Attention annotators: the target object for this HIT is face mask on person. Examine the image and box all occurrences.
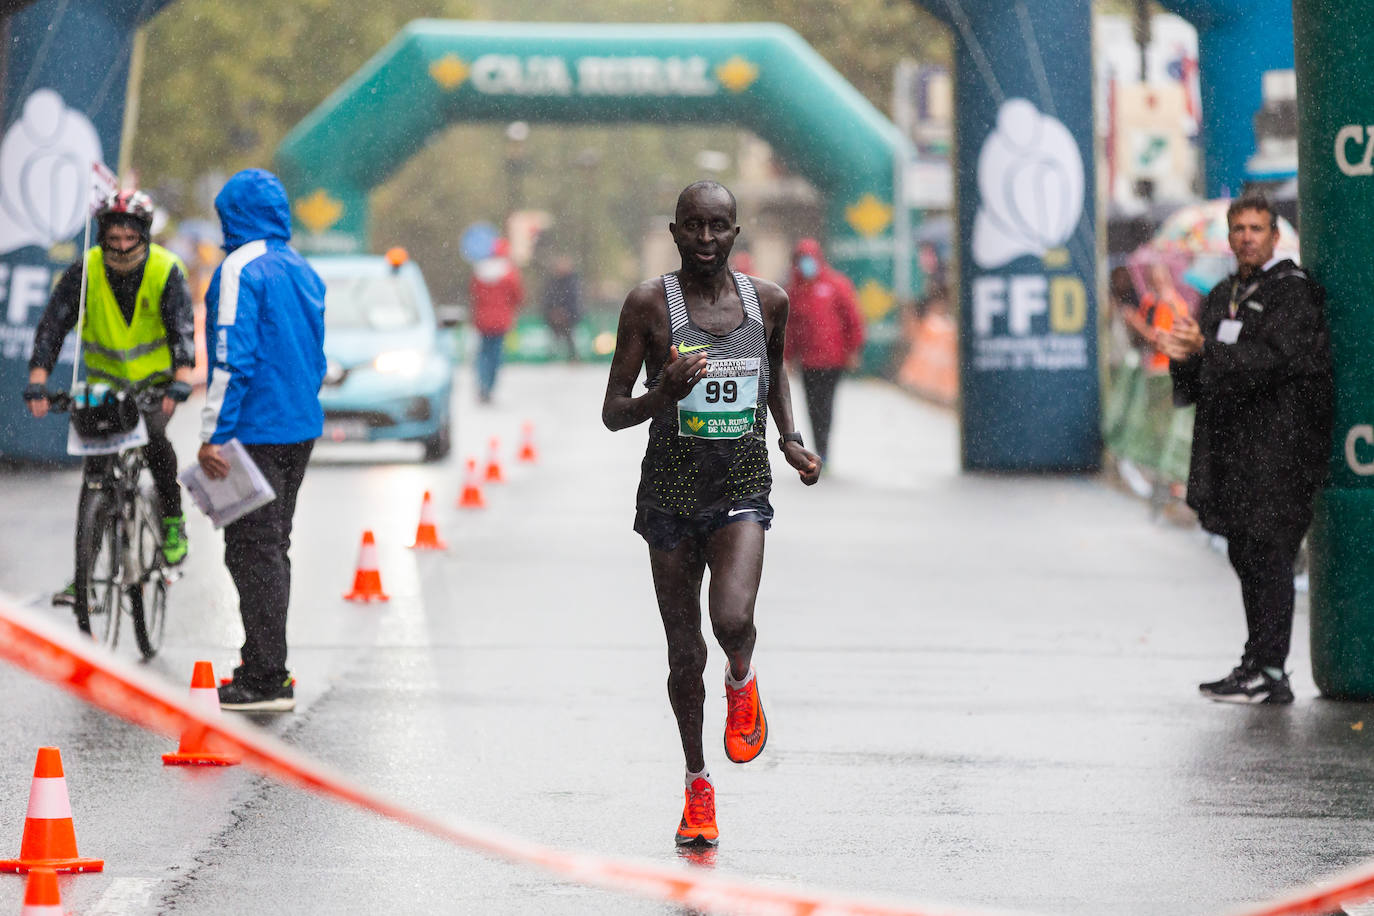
[102,241,148,273]
[797,255,819,279]
[100,223,149,273]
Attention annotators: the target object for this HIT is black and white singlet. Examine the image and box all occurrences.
[635,271,772,517]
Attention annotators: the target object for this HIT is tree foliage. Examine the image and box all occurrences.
[137,0,949,302]
[137,0,477,209]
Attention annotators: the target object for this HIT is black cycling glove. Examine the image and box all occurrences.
[22,383,47,402]
[166,381,193,403]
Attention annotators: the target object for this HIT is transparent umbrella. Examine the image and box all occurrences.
[1141,198,1299,297]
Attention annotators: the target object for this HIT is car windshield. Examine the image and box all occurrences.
[322,274,420,330]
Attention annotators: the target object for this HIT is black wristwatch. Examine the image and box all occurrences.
[778,431,804,450]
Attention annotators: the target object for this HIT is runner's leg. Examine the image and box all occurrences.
[703,520,765,681]
[649,540,709,772]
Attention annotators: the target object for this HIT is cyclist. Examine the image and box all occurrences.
[24,189,197,605]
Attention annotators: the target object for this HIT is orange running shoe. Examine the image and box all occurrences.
[724,669,768,763]
[676,776,719,846]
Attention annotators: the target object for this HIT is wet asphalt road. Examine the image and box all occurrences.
[2,363,1374,916]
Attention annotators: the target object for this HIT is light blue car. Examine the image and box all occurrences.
[310,252,455,461]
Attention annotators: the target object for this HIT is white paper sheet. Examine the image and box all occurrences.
[177,439,276,529]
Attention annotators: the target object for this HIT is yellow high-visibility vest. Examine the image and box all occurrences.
[80,244,182,389]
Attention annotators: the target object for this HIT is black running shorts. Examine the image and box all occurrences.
[633,494,774,552]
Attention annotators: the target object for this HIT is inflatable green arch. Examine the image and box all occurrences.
[274,20,911,352]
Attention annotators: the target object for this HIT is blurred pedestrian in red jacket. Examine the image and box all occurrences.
[784,238,864,461]
[470,237,524,403]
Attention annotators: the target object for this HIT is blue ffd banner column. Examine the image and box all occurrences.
[923,0,1099,471]
[0,0,175,461]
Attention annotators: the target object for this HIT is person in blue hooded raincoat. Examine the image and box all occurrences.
[197,168,326,713]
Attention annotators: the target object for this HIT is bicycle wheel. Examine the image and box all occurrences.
[130,486,167,659]
[74,492,121,647]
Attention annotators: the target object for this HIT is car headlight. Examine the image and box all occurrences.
[373,349,425,376]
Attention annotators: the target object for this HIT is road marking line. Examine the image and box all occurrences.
[88,877,159,915]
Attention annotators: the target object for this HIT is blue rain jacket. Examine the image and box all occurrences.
[201,169,326,445]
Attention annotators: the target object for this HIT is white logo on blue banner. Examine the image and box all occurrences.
[0,89,104,255]
[972,98,1083,269]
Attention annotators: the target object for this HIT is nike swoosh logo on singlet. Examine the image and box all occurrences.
[677,342,710,354]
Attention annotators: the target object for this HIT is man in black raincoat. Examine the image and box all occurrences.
[1159,192,1332,705]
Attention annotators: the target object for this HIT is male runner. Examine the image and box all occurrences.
[602,180,821,847]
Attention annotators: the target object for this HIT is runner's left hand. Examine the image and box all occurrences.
[783,441,821,485]
[661,345,708,401]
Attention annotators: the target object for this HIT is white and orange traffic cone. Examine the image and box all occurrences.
[19,868,61,915]
[164,661,240,766]
[483,436,506,483]
[517,421,538,464]
[410,490,448,550]
[343,530,390,602]
[457,457,486,509]
[0,747,102,873]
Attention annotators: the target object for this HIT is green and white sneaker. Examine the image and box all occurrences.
[51,582,76,607]
[161,515,188,565]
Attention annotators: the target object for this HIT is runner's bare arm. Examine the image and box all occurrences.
[756,279,821,485]
[602,282,707,431]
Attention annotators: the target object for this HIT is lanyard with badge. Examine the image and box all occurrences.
[676,352,761,439]
[1217,278,1252,345]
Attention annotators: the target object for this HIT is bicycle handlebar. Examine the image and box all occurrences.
[39,388,162,414]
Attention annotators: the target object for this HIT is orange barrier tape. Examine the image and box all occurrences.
[1222,867,1374,916]
[0,596,1017,916]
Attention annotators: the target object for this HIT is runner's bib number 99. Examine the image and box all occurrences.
[677,357,760,439]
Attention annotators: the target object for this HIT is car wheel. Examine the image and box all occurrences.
[422,420,451,462]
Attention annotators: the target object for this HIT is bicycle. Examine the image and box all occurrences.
[48,388,177,659]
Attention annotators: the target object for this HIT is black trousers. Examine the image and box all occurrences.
[800,367,843,461]
[225,440,313,689]
[1227,529,1305,671]
[81,406,182,518]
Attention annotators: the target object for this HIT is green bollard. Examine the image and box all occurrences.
[1295,0,1374,698]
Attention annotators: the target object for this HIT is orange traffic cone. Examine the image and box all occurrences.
[483,436,506,483]
[457,457,486,509]
[343,530,390,602]
[0,748,102,873]
[20,868,61,916]
[410,490,447,550]
[517,421,538,464]
[163,661,240,766]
